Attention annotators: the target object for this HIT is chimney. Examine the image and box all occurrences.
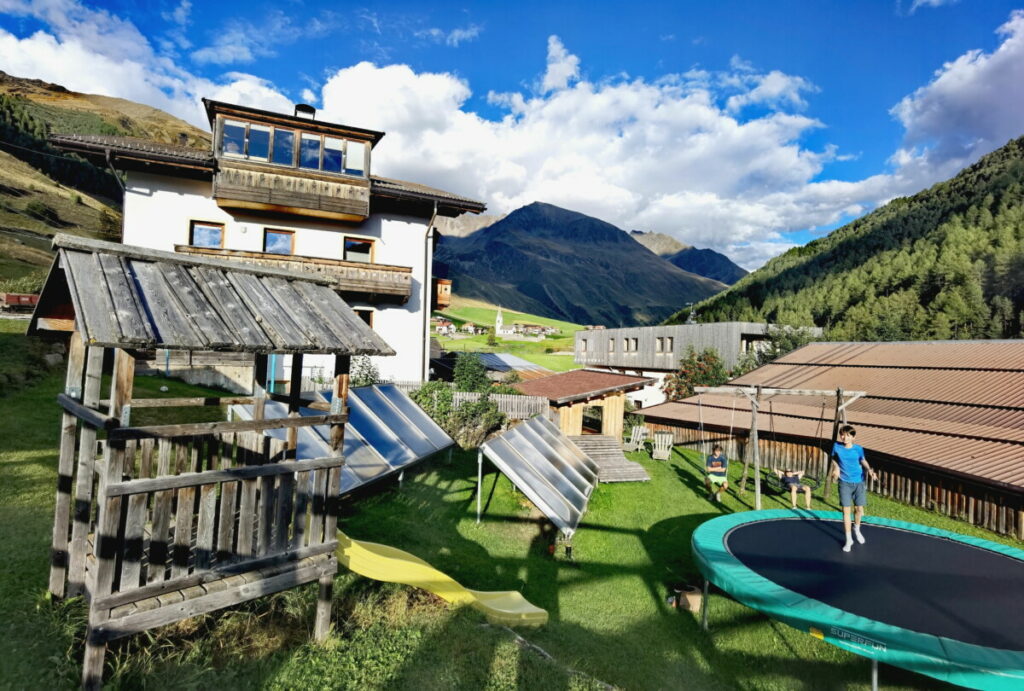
[294,103,316,120]
[178,132,188,146]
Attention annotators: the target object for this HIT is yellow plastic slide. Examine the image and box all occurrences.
[336,531,548,627]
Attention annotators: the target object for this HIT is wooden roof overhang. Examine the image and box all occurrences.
[30,234,396,356]
[516,370,656,407]
[49,134,215,180]
[202,99,385,148]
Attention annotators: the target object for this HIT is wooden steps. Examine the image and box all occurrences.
[569,435,650,483]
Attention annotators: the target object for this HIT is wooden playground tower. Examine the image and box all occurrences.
[32,235,392,688]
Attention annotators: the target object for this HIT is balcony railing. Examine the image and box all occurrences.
[176,245,413,303]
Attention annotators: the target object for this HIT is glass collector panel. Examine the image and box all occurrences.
[354,387,436,457]
[272,128,295,165]
[222,120,245,156]
[346,396,415,467]
[300,134,321,169]
[323,137,343,173]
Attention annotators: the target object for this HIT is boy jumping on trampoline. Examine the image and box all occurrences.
[705,444,729,502]
[774,468,812,509]
[830,425,878,552]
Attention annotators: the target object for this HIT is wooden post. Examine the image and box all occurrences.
[287,354,303,458]
[822,388,843,499]
[752,387,762,510]
[329,355,350,451]
[253,354,269,422]
[49,333,86,597]
[67,345,105,597]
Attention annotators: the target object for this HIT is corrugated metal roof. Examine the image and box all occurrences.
[49,133,215,165]
[777,341,1024,370]
[515,369,654,405]
[32,234,394,356]
[642,339,1024,491]
[370,176,486,212]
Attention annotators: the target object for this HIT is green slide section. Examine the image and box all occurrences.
[337,531,548,627]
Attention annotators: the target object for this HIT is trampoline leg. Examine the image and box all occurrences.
[476,451,483,524]
[871,659,878,691]
[701,579,710,632]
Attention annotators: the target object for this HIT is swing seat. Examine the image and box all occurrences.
[764,472,821,495]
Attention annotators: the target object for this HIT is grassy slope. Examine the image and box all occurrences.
[4,336,1018,688]
[437,295,583,372]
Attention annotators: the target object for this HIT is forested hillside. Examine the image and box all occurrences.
[669,135,1024,340]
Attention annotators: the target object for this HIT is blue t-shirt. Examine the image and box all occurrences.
[832,443,865,483]
[706,455,728,479]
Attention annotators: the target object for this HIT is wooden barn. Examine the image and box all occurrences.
[641,341,1024,539]
[30,234,393,688]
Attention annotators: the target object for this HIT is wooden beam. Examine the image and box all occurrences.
[36,317,76,332]
[67,345,104,598]
[330,355,350,451]
[105,455,346,497]
[102,396,257,408]
[108,413,348,440]
[49,332,86,597]
[288,354,303,455]
[56,393,119,430]
[694,386,866,398]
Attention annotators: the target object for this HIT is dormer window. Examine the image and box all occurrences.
[218,115,370,179]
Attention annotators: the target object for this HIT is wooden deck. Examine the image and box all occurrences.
[569,435,650,483]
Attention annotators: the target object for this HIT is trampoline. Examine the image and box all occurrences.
[692,510,1024,690]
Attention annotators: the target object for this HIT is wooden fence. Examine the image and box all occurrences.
[649,421,1024,540]
[453,392,549,420]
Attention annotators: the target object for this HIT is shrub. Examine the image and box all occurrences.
[350,356,381,387]
[662,346,729,401]
[453,353,490,392]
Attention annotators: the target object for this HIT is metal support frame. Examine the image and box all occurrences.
[871,659,878,691]
[476,450,483,524]
[701,578,710,631]
[694,385,867,509]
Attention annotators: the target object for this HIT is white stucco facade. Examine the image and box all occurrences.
[123,171,433,384]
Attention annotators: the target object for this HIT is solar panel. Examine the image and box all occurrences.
[231,384,453,494]
[480,416,598,537]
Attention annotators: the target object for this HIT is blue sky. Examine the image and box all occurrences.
[1,0,1023,267]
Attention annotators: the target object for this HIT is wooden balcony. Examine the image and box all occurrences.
[214,159,370,222]
[176,246,412,303]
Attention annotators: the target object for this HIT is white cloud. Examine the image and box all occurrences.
[541,35,580,93]
[890,10,1024,180]
[909,0,959,14]
[726,70,818,112]
[192,10,337,65]
[415,23,482,47]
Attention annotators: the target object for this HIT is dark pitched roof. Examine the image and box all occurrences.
[30,234,395,356]
[48,135,486,213]
[202,98,385,146]
[515,369,654,405]
[50,133,214,167]
[370,176,486,213]
[641,341,1024,491]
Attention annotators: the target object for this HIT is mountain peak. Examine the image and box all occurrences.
[630,230,690,256]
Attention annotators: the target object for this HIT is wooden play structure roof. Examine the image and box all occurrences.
[30,234,394,356]
[515,369,654,405]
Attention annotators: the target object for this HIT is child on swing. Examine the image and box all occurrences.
[705,443,729,502]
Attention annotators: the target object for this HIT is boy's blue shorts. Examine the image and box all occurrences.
[839,481,866,507]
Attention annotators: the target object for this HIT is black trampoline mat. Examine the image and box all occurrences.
[726,518,1024,651]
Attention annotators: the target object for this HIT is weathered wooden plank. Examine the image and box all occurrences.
[224,271,308,350]
[120,491,149,591]
[291,281,387,354]
[262,279,338,348]
[190,266,274,350]
[216,436,241,563]
[158,262,235,348]
[94,558,337,643]
[237,477,258,558]
[109,413,348,440]
[57,393,118,430]
[324,465,342,543]
[274,474,295,552]
[307,467,330,547]
[195,478,217,571]
[290,469,311,549]
[93,541,337,611]
[67,345,104,598]
[49,332,86,597]
[147,439,174,584]
[92,442,127,601]
[61,250,119,345]
[171,485,196,580]
[129,260,207,350]
[98,254,153,344]
[108,396,256,409]
[257,475,275,556]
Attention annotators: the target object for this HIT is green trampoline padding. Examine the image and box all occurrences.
[692,510,1024,690]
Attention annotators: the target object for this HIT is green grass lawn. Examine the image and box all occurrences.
[2,344,1020,689]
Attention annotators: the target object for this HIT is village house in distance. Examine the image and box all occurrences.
[575,322,821,408]
[51,99,485,386]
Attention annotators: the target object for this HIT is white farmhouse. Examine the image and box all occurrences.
[52,99,484,386]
